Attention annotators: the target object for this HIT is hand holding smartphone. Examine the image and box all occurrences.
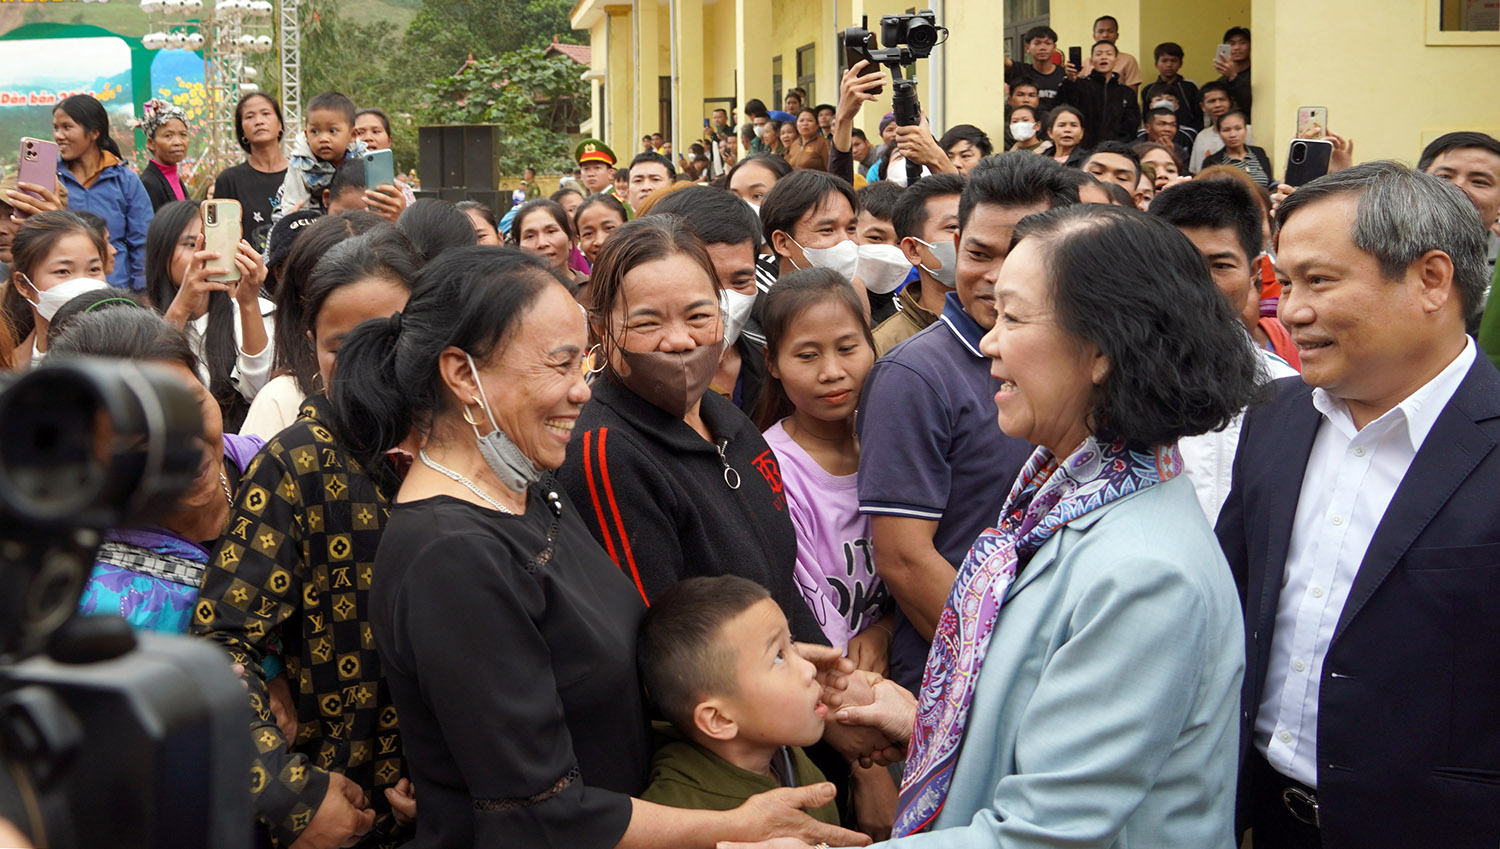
[16,137,59,219]
[201,200,243,283]
[1284,139,1334,187]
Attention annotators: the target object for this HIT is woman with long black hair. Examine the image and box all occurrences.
[146,199,274,432]
[53,93,153,289]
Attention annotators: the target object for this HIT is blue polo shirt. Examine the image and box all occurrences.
[856,291,1034,688]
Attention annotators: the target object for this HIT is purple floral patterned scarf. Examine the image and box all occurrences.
[893,436,1185,836]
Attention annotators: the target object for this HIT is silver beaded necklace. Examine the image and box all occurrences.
[419,448,514,514]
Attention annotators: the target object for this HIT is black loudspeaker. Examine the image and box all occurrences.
[417,125,500,191]
[463,126,499,190]
[417,126,442,190]
[440,127,465,188]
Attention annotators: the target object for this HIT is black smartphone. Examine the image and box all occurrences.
[1283,139,1334,187]
[1068,46,1082,70]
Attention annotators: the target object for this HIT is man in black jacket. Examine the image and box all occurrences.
[1141,41,1202,131]
[1058,41,1141,148]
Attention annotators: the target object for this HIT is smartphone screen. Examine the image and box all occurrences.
[1068,46,1082,70]
[1296,107,1328,140]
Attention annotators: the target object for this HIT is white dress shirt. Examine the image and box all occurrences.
[1180,342,1298,523]
[1255,338,1476,786]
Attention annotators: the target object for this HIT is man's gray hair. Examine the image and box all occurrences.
[1275,160,1488,321]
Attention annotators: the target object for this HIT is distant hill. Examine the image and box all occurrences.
[0,0,422,40]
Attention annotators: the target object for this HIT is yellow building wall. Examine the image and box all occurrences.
[704,1,739,109]
[1254,0,1500,174]
[1139,0,1250,88]
[770,0,826,106]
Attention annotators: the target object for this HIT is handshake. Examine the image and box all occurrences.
[815,661,918,768]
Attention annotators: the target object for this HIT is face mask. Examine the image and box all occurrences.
[464,353,542,493]
[21,275,110,322]
[855,243,912,295]
[1151,99,1177,112]
[789,237,860,281]
[885,158,932,188]
[1009,122,1037,142]
[720,288,757,347]
[912,237,959,289]
[744,199,761,217]
[615,341,723,418]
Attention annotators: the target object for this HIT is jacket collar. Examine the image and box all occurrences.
[591,371,751,454]
[897,280,939,327]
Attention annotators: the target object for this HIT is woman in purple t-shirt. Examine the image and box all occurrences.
[754,268,891,659]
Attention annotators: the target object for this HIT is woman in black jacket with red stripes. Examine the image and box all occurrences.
[557,215,824,645]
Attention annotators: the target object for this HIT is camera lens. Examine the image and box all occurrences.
[908,21,938,49]
[1291,143,1306,164]
[207,206,217,225]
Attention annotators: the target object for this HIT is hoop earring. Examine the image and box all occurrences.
[312,373,326,394]
[583,344,606,376]
[462,395,486,427]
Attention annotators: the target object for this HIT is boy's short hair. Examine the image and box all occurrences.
[307,91,356,125]
[327,157,366,201]
[638,576,771,731]
[1199,80,1232,101]
[1022,25,1058,44]
[893,173,965,241]
[1091,40,1118,54]
[1154,41,1184,60]
[856,180,903,223]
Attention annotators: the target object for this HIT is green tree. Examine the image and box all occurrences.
[418,49,586,175]
[396,0,581,92]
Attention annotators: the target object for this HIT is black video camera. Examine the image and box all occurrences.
[842,9,948,185]
[0,359,254,849]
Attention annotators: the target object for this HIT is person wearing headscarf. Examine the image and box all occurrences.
[135,98,193,211]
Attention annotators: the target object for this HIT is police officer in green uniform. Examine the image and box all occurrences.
[575,138,617,196]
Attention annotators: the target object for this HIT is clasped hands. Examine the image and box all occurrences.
[797,644,916,768]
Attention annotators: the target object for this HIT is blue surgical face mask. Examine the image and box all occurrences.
[465,352,542,493]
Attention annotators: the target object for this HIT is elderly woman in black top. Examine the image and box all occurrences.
[331,246,864,849]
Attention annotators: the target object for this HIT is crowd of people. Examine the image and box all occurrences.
[2,19,1500,848]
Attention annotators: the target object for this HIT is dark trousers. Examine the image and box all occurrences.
[1248,752,1322,849]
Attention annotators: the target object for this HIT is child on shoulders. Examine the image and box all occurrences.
[275,91,365,221]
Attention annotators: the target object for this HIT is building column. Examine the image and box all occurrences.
[606,5,634,158]
[735,0,771,120]
[635,0,663,152]
[673,0,705,150]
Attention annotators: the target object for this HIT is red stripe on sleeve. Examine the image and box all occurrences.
[597,428,649,606]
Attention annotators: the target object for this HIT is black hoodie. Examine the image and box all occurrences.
[558,373,824,644]
[1057,69,1142,149]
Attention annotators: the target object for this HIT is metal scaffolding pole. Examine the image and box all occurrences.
[279,0,301,139]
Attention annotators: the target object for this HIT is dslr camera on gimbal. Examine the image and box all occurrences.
[0,360,252,849]
[843,9,948,184]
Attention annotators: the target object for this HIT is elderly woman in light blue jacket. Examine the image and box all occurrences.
[725,203,1260,849]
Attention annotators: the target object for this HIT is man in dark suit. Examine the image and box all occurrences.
[1217,160,1500,849]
